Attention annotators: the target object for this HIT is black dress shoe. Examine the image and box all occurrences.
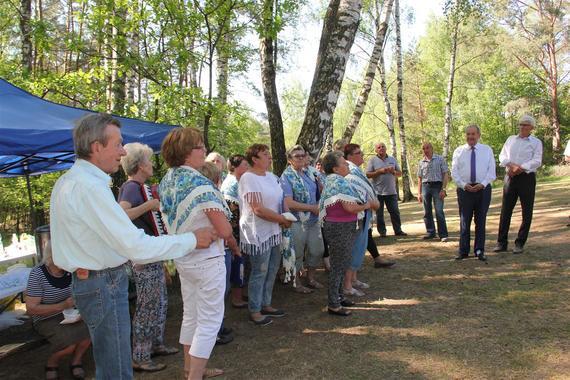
[374,260,395,268]
[422,234,436,240]
[379,232,387,237]
[492,244,507,252]
[340,299,355,307]
[327,307,352,316]
[395,231,408,236]
[455,253,468,260]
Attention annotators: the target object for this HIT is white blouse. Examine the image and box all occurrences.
[238,171,283,255]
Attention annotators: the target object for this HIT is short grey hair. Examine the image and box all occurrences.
[287,144,305,159]
[518,114,536,127]
[73,113,122,159]
[206,152,226,171]
[322,151,343,175]
[465,124,481,134]
[121,143,154,176]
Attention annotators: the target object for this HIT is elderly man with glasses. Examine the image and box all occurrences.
[493,115,543,255]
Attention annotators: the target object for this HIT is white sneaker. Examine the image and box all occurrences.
[441,237,449,242]
[352,280,370,289]
[344,287,365,297]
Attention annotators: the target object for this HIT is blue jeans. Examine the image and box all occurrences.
[376,194,403,234]
[422,182,448,238]
[247,245,281,313]
[72,266,131,380]
[351,211,370,271]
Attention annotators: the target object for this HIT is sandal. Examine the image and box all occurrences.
[132,360,167,372]
[70,364,85,379]
[203,368,224,378]
[45,366,59,380]
[307,280,324,289]
[231,301,248,309]
[293,285,313,294]
[152,345,179,357]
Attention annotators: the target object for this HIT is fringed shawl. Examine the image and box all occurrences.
[347,161,376,202]
[318,174,363,224]
[159,166,231,234]
[281,165,311,225]
[220,173,239,205]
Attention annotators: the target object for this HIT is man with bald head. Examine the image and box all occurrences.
[366,142,407,237]
[494,115,543,254]
[451,125,496,261]
[417,142,449,242]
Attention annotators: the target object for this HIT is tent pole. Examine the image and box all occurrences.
[25,171,37,232]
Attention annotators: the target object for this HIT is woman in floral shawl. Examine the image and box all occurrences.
[159,127,238,380]
[319,151,371,316]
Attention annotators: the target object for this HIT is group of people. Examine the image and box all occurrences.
[27,113,542,380]
[416,116,542,261]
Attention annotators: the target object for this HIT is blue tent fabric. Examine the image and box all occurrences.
[0,78,178,177]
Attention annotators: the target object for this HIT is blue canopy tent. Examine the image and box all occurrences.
[0,77,179,228]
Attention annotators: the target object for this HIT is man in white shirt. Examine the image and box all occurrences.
[451,125,496,261]
[493,115,543,254]
[50,113,217,379]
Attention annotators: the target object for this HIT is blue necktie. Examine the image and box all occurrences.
[470,146,476,184]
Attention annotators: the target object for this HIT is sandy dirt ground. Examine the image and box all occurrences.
[1,177,569,379]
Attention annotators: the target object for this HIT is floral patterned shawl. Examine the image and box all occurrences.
[220,173,239,205]
[159,166,230,234]
[318,173,363,224]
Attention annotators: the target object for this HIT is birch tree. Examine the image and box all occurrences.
[296,0,362,159]
[20,0,33,74]
[342,0,394,143]
[394,0,414,201]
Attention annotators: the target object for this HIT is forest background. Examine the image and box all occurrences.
[0,0,568,238]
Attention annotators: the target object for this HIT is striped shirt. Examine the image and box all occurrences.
[417,154,448,183]
[26,264,72,323]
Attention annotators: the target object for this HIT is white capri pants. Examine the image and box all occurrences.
[176,255,226,359]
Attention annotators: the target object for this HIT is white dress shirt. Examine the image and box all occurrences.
[499,135,543,173]
[50,159,197,272]
[451,143,496,189]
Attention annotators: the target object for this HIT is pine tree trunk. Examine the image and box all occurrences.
[342,0,394,143]
[296,0,362,160]
[442,21,458,160]
[259,0,287,175]
[394,0,414,202]
[20,0,33,74]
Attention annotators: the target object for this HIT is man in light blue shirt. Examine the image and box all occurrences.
[50,113,217,379]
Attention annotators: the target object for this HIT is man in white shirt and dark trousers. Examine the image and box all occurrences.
[493,115,543,254]
[50,113,217,380]
[451,125,496,261]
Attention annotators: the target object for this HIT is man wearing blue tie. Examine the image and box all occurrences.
[451,125,496,261]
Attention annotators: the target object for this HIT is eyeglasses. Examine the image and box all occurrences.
[518,123,532,127]
[292,154,306,159]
